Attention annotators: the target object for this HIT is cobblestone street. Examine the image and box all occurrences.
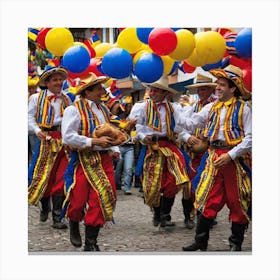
[28,187,252,254]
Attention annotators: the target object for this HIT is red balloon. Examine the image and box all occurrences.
[242,67,252,92]
[230,55,252,70]
[183,61,196,73]
[148,28,177,56]
[36,28,52,49]
[84,39,96,58]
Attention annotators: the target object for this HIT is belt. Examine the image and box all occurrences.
[43,125,61,132]
[210,140,231,149]
[152,136,170,142]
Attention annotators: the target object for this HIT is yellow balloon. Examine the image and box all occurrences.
[117,27,142,54]
[169,29,195,61]
[45,28,74,56]
[161,55,176,75]
[185,48,208,67]
[195,31,226,64]
[94,43,114,58]
[73,42,90,54]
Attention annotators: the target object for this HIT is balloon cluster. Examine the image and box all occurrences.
[33,27,252,93]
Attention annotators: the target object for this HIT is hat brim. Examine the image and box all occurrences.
[39,67,68,87]
[76,76,109,95]
[143,82,178,95]
[185,82,217,89]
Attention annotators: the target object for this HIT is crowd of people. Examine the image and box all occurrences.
[28,64,252,252]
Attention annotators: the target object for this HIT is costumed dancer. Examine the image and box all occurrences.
[61,73,122,251]
[28,66,72,229]
[129,76,191,228]
[179,65,252,251]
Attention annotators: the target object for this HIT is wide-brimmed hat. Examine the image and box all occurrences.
[76,72,109,95]
[185,74,217,89]
[38,66,68,87]
[144,76,178,95]
[209,65,251,99]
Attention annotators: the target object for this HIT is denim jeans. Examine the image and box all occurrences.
[114,145,135,191]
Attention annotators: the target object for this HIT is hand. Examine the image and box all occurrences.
[92,136,115,148]
[111,152,120,162]
[187,135,200,146]
[143,135,153,145]
[37,130,48,140]
[213,153,232,168]
[125,119,137,132]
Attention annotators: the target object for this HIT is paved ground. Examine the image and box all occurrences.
[28,187,252,254]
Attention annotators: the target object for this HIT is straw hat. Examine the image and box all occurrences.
[185,74,217,89]
[38,66,68,87]
[75,73,109,95]
[209,65,250,99]
[143,76,178,95]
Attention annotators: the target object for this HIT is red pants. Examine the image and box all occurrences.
[202,149,248,224]
[43,132,68,198]
[157,140,187,198]
[67,153,116,226]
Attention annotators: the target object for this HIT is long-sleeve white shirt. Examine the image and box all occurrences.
[128,99,190,141]
[176,101,252,160]
[61,99,119,153]
[28,90,72,135]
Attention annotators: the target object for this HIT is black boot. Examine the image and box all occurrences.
[52,195,68,229]
[152,206,161,227]
[182,198,195,229]
[160,196,175,227]
[69,221,82,247]
[40,196,50,222]
[84,225,100,251]
[182,214,213,251]
[229,222,247,251]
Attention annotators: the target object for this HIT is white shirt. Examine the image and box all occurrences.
[128,99,189,141]
[28,90,72,135]
[61,99,119,153]
[176,101,252,160]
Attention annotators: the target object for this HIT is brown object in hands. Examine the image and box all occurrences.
[94,123,129,145]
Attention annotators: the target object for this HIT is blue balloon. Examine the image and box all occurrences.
[235,28,252,59]
[101,48,133,79]
[134,53,163,83]
[202,60,222,71]
[62,45,90,73]
[136,28,154,44]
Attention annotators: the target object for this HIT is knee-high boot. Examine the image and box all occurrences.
[84,225,101,251]
[182,214,213,251]
[160,196,175,227]
[229,222,248,251]
[69,221,82,247]
[182,198,195,229]
[40,196,51,222]
[52,195,68,229]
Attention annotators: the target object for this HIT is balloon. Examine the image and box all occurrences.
[168,61,179,75]
[45,28,74,56]
[169,29,195,61]
[242,67,252,92]
[117,27,142,54]
[83,39,96,58]
[148,28,177,56]
[62,45,90,73]
[134,53,163,83]
[161,55,176,75]
[202,60,222,71]
[36,28,52,49]
[94,43,114,58]
[185,47,208,67]
[182,61,196,73]
[235,28,252,59]
[88,58,105,76]
[195,31,226,64]
[133,50,150,65]
[230,55,252,70]
[101,48,133,79]
[136,28,154,44]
